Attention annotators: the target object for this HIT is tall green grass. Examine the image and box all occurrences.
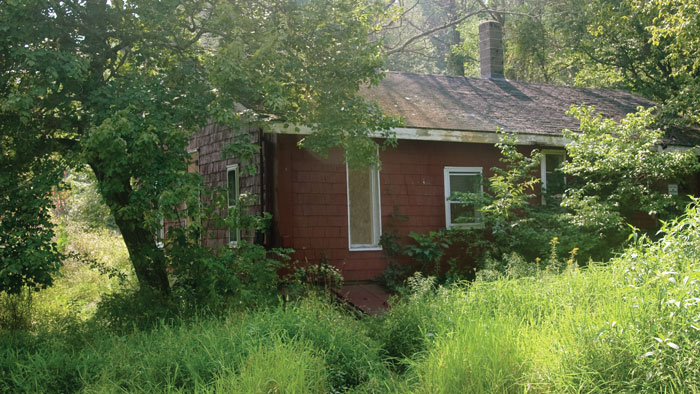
[379,203,700,393]
[4,203,700,393]
[205,337,328,394]
[0,296,387,393]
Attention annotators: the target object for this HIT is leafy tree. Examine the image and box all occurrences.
[382,0,490,76]
[562,106,700,232]
[0,143,64,295]
[641,0,700,124]
[480,131,542,222]
[536,0,700,124]
[1,0,396,295]
[382,0,573,80]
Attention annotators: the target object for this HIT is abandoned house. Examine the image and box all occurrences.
[184,20,700,281]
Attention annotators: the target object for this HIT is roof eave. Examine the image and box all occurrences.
[265,123,570,147]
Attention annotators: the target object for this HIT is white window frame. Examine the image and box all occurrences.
[540,150,566,203]
[156,218,165,248]
[444,166,484,229]
[183,148,200,228]
[346,164,382,251]
[227,164,240,247]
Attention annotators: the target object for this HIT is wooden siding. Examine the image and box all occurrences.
[188,122,265,249]
[272,134,536,281]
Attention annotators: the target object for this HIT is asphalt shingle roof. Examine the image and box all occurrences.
[363,71,654,136]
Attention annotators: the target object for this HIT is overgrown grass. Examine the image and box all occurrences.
[0,296,387,393]
[377,203,700,393]
[33,223,134,328]
[3,205,700,393]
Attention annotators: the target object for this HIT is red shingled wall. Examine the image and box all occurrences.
[272,134,517,281]
[187,122,264,249]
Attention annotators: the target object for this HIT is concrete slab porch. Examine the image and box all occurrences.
[336,282,391,315]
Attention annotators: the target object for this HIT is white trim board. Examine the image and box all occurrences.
[266,123,571,147]
[226,164,241,247]
[265,123,700,154]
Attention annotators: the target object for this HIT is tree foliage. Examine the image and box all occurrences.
[562,106,700,230]
[0,0,396,295]
[382,0,700,124]
[0,148,64,294]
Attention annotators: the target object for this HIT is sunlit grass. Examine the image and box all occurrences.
[378,204,700,393]
[3,205,700,393]
[33,223,135,326]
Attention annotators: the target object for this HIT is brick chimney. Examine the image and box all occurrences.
[479,20,504,79]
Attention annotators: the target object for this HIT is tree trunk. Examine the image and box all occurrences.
[114,215,171,295]
[89,163,171,295]
[446,26,466,76]
[445,0,465,76]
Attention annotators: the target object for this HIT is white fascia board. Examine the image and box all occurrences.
[658,145,700,155]
[265,123,570,147]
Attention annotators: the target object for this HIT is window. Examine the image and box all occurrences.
[156,218,165,248]
[540,150,566,201]
[444,167,483,229]
[187,150,199,174]
[227,164,240,246]
[183,149,200,228]
[346,165,381,250]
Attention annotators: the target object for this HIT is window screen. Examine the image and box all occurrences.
[347,166,381,249]
[543,152,566,197]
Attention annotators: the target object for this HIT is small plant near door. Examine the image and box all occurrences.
[403,230,452,276]
[377,229,455,293]
[377,231,412,293]
[287,253,344,296]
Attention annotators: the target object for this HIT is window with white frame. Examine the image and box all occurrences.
[227,164,240,246]
[540,150,566,200]
[444,167,483,228]
[156,218,165,248]
[183,149,200,228]
[346,165,381,250]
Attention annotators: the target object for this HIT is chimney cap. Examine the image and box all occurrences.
[478,20,501,29]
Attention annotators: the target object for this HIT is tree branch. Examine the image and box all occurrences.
[384,8,484,55]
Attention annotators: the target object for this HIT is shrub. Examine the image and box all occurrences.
[371,273,446,363]
[92,287,181,334]
[169,240,290,314]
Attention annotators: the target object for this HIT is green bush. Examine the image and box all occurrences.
[168,239,289,314]
[371,273,449,363]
